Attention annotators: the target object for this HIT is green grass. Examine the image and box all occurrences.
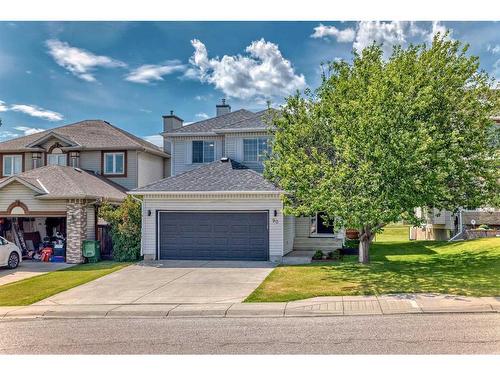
[0,261,131,306]
[374,224,410,242]
[246,237,500,302]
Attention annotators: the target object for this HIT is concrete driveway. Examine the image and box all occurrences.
[36,260,275,305]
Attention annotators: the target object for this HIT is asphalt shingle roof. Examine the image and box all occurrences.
[0,120,167,156]
[133,159,281,193]
[168,109,255,134]
[0,165,127,201]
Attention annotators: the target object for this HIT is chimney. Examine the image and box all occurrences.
[216,98,231,117]
[162,110,183,153]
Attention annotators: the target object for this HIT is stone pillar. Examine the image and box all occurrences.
[66,199,87,264]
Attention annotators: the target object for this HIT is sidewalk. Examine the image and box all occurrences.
[1,294,498,320]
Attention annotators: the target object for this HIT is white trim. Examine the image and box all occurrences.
[103,151,125,175]
[36,179,49,194]
[215,128,269,134]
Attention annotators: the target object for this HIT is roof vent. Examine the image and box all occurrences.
[220,157,229,162]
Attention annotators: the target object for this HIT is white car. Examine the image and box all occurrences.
[0,236,22,269]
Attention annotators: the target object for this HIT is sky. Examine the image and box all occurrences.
[0,21,499,146]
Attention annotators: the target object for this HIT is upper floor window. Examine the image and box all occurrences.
[192,141,214,163]
[243,138,270,162]
[2,154,23,176]
[69,152,80,168]
[103,151,125,175]
[47,154,67,166]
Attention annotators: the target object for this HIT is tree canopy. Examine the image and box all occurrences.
[265,34,500,263]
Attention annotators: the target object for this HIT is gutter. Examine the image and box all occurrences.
[127,190,285,195]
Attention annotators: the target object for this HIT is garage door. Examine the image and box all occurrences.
[158,211,269,261]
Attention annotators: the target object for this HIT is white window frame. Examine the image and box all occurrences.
[192,140,215,164]
[243,137,270,162]
[2,154,23,176]
[103,152,125,175]
[47,153,67,166]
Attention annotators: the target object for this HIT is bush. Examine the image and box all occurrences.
[478,224,490,230]
[312,250,324,260]
[344,239,360,249]
[327,249,342,260]
[99,196,142,262]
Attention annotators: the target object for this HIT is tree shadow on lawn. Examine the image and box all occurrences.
[320,250,500,296]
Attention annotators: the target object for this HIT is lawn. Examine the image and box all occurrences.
[0,261,131,306]
[246,235,500,302]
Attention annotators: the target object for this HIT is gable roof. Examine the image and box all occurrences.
[0,120,168,157]
[0,165,126,201]
[132,158,282,193]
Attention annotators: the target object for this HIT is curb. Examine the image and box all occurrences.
[1,296,498,320]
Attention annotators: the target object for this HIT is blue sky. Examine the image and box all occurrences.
[0,21,499,146]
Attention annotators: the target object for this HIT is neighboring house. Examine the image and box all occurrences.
[132,101,343,262]
[411,207,500,240]
[0,120,170,263]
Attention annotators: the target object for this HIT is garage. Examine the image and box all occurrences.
[158,211,269,261]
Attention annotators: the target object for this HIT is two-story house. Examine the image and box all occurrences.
[0,120,170,263]
[132,101,343,263]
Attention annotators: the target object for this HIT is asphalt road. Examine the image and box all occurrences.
[1,314,499,354]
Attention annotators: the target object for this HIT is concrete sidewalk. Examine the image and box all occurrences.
[1,294,498,320]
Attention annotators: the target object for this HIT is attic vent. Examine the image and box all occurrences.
[220,157,229,162]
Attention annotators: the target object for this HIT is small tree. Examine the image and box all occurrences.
[99,196,142,262]
[266,34,499,263]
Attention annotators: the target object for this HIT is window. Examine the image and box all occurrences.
[69,152,80,168]
[2,155,22,176]
[243,138,270,162]
[47,154,67,166]
[32,152,42,169]
[192,141,215,163]
[103,152,125,175]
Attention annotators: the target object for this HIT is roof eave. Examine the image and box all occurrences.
[128,190,285,195]
[162,131,219,137]
[213,128,270,134]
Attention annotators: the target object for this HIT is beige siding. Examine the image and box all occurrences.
[86,205,96,240]
[137,152,165,188]
[283,215,295,255]
[141,194,284,261]
[79,150,139,190]
[0,182,67,213]
[171,137,223,176]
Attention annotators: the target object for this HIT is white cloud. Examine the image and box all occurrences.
[353,21,408,56]
[195,112,209,119]
[14,126,45,135]
[186,38,306,100]
[143,135,163,147]
[125,61,186,83]
[488,44,500,55]
[426,21,452,44]
[310,24,356,42]
[46,39,126,82]
[0,130,19,140]
[10,104,63,121]
[0,100,7,112]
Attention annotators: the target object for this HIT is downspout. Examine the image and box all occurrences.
[130,194,144,256]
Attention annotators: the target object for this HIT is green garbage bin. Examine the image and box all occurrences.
[82,240,101,263]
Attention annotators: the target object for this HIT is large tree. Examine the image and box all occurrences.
[266,34,499,263]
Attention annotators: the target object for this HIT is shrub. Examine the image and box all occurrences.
[327,249,342,260]
[99,196,142,262]
[478,224,490,230]
[344,239,360,249]
[312,250,324,260]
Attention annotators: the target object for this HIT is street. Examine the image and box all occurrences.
[0,313,498,354]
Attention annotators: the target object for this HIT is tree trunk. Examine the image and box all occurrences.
[358,226,373,264]
[358,236,370,263]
